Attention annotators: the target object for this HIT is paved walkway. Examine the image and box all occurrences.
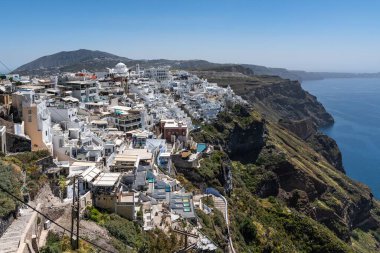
[212,195,236,253]
[0,208,34,253]
[213,196,227,219]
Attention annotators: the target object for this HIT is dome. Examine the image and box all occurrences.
[115,62,126,68]
[115,62,128,74]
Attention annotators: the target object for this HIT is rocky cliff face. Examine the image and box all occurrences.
[306,133,345,172]
[189,105,380,252]
[197,71,344,173]
[279,118,317,140]
[240,79,346,173]
[192,105,265,164]
[239,78,334,127]
[263,121,378,241]
[206,75,344,171]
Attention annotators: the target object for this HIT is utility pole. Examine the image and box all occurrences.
[76,176,80,250]
[71,176,81,250]
[70,176,76,249]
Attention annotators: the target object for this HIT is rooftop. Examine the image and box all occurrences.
[81,166,102,182]
[114,154,139,163]
[123,149,153,160]
[92,172,121,187]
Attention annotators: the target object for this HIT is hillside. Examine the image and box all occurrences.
[192,66,347,172]
[14,49,129,75]
[188,105,380,252]
[12,49,380,80]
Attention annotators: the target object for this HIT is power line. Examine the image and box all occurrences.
[0,184,115,253]
[0,59,12,73]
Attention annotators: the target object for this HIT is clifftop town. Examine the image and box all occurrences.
[0,51,379,252]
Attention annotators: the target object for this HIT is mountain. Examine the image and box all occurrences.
[14,49,129,75]
[12,49,380,80]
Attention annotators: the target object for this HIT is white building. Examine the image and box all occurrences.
[144,67,170,81]
[12,90,53,152]
[58,81,99,102]
[48,103,80,129]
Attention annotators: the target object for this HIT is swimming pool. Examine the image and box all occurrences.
[197,143,207,153]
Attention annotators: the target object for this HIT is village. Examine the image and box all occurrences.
[0,63,244,252]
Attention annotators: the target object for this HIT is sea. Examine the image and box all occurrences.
[302,78,380,198]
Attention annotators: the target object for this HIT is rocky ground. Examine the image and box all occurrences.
[33,185,117,252]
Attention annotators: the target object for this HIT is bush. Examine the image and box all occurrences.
[239,217,257,244]
[0,162,22,217]
[40,231,93,253]
[104,214,146,249]
[86,206,109,225]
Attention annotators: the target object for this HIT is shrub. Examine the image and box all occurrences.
[239,217,257,244]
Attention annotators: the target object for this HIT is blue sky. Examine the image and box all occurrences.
[1,0,380,73]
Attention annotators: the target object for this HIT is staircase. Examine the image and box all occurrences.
[0,208,33,253]
[213,196,227,220]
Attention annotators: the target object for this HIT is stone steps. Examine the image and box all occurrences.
[213,197,227,219]
[0,209,33,253]
[0,240,19,253]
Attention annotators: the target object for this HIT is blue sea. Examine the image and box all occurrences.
[302,78,380,198]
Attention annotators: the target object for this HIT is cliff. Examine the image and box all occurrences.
[193,69,345,173]
[203,74,334,128]
[189,105,380,252]
[306,133,344,172]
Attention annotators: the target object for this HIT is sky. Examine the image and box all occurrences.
[1,0,380,73]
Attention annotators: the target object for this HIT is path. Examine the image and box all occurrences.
[210,195,236,253]
[212,196,227,218]
[0,208,34,253]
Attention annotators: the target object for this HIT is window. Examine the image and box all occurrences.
[28,109,32,114]
[28,116,32,122]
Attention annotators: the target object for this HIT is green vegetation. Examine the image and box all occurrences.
[351,228,380,253]
[239,216,257,244]
[193,154,354,253]
[195,151,226,192]
[0,161,22,217]
[233,162,277,195]
[40,231,93,253]
[87,206,110,225]
[186,105,380,252]
[5,150,51,165]
[104,214,146,250]
[0,150,51,217]
[86,207,181,253]
[196,209,227,252]
[202,196,215,207]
